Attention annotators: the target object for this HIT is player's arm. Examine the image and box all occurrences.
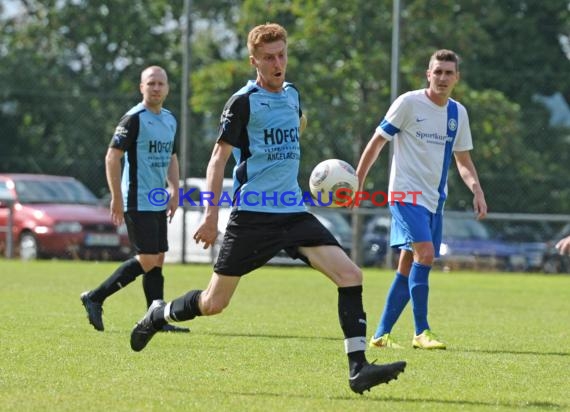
[454,150,487,220]
[300,113,307,133]
[166,153,180,222]
[105,147,125,226]
[193,141,233,249]
[355,129,389,193]
[106,114,138,225]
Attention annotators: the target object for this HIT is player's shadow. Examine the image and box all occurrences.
[204,330,340,341]
[455,348,570,357]
[224,391,564,409]
[195,332,570,357]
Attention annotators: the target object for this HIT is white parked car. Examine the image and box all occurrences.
[166,178,233,264]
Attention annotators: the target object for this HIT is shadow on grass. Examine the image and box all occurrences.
[89,330,570,359]
[204,330,339,341]
[456,348,570,357]
[151,330,570,357]
[225,391,565,409]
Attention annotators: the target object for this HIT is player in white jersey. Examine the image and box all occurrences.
[356,49,487,350]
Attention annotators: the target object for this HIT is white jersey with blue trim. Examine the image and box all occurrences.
[217,80,305,213]
[377,89,473,213]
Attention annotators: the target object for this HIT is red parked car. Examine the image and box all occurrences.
[0,174,131,260]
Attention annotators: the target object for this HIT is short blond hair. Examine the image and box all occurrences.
[247,23,288,56]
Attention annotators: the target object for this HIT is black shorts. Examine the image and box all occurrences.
[124,211,168,255]
[214,211,340,276]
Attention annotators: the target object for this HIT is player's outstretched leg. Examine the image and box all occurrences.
[130,299,166,351]
[348,360,407,394]
[132,290,202,351]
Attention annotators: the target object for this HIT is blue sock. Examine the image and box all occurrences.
[373,273,410,338]
[409,262,431,335]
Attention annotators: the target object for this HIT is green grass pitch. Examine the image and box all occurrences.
[1,259,569,411]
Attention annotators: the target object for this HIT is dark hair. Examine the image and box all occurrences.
[429,49,460,71]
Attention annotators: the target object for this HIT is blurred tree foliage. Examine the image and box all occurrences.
[0,0,568,212]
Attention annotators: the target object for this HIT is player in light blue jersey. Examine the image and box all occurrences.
[80,66,188,333]
[220,79,305,212]
[129,23,405,394]
[356,50,487,350]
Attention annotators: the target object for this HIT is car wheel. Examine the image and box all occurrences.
[19,232,39,260]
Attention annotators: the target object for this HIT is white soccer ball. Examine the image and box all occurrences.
[309,159,358,207]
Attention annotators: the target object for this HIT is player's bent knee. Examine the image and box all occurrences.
[200,298,229,316]
[336,266,363,286]
[348,261,363,280]
[415,252,434,266]
[413,244,435,266]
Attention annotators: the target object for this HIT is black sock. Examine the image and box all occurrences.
[338,285,368,376]
[171,290,203,321]
[89,258,143,303]
[151,290,203,327]
[143,266,164,308]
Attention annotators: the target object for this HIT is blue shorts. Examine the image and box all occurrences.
[389,203,442,257]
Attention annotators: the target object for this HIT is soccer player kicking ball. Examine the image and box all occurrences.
[356,49,487,350]
[130,23,405,394]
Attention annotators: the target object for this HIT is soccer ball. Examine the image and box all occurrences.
[309,159,358,207]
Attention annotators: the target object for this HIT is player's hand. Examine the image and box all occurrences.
[555,236,570,255]
[473,190,487,220]
[193,219,219,249]
[109,197,124,226]
[166,189,179,223]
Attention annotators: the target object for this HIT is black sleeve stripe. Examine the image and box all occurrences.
[109,113,140,151]
[216,92,251,148]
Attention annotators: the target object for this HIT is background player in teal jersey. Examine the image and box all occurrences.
[80,66,188,333]
[356,50,487,350]
[129,23,405,394]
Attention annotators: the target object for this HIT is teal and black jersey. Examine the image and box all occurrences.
[217,80,305,213]
[109,102,178,212]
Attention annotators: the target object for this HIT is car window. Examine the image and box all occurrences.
[371,223,388,236]
[366,217,390,236]
[444,217,490,240]
[14,179,99,205]
[321,212,351,236]
[486,220,554,242]
[0,181,9,194]
[0,181,13,204]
